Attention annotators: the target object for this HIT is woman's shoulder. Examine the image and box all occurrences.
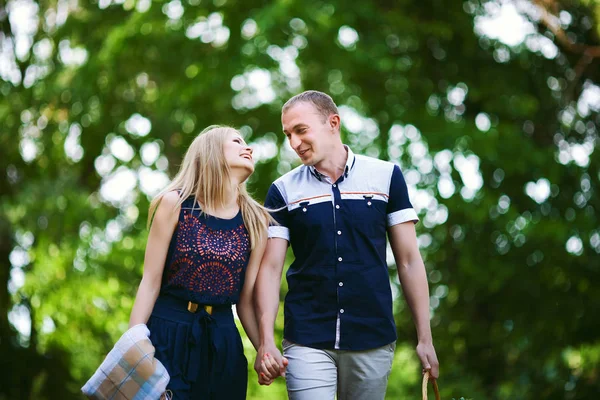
[161,190,182,207]
[154,191,184,217]
[150,190,182,228]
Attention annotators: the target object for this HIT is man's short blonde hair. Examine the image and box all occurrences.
[282,90,339,122]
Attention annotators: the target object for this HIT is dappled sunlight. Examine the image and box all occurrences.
[268,44,302,91]
[474,2,535,47]
[7,0,38,60]
[94,154,116,177]
[185,11,230,47]
[140,141,161,165]
[108,136,134,162]
[555,136,594,167]
[58,39,88,66]
[99,166,137,205]
[337,25,359,50]
[565,235,583,256]
[125,113,152,137]
[525,178,551,204]
[577,81,600,116]
[454,153,483,201]
[8,304,31,346]
[138,167,170,196]
[340,105,380,156]
[475,112,491,132]
[250,133,279,163]
[590,232,600,253]
[231,68,276,110]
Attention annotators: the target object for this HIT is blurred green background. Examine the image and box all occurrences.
[1,0,599,398]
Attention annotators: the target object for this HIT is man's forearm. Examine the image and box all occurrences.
[397,259,433,342]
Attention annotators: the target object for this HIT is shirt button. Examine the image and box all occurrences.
[338,257,343,262]
[337,230,342,235]
[367,201,372,206]
[339,282,343,287]
[335,205,340,209]
[340,309,345,314]
[333,184,337,188]
[302,208,307,212]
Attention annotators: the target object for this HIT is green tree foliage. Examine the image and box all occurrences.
[1,0,599,398]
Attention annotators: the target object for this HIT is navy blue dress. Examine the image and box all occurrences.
[148,197,251,399]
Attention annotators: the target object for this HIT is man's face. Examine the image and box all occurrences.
[281,102,334,166]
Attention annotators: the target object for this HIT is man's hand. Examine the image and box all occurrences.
[254,342,288,385]
[416,341,439,379]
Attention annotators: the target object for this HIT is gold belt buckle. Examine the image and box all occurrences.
[187,301,198,313]
[187,301,213,315]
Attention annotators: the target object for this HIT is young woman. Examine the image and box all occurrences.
[128,125,272,399]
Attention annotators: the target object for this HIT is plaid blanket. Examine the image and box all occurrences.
[82,324,171,400]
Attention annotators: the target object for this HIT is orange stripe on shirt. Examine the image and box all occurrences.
[289,194,332,205]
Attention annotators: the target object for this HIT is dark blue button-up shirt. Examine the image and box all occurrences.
[265,147,418,351]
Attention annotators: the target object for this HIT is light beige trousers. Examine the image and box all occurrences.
[283,339,396,400]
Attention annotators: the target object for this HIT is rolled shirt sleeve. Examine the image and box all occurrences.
[265,183,290,241]
[386,165,419,226]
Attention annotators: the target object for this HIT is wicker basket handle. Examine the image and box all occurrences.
[422,371,440,400]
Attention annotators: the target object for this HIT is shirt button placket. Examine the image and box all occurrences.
[332,180,345,349]
[333,183,342,267]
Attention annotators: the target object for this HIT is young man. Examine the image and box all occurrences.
[255,91,439,399]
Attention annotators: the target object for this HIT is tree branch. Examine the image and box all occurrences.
[532,0,600,58]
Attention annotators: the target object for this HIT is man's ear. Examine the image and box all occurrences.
[329,114,341,132]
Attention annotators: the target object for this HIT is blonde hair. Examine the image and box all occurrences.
[148,125,274,249]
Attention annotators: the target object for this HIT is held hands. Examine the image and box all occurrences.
[258,353,288,385]
[255,343,288,385]
[416,341,439,379]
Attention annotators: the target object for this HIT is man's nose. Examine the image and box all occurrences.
[290,135,301,150]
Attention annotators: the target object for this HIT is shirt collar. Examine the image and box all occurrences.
[309,145,356,182]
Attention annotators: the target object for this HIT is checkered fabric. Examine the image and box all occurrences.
[82,324,170,400]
